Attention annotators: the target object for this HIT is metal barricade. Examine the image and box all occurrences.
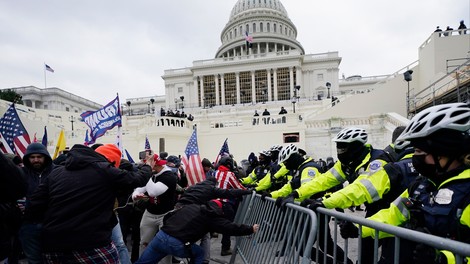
[231,193,317,264]
[231,193,470,264]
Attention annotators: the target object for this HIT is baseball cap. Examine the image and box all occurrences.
[153,153,167,166]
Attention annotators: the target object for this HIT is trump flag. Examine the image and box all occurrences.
[81,95,122,145]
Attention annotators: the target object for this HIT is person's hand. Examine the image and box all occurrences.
[275,197,284,208]
[413,243,438,264]
[339,221,359,239]
[299,199,314,208]
[308,199,325,212]
[260,191,271,201]
[145,153,155,169]
[252,224,260,233]
[132,193,149,201]
[300,198,325,212]
[278,194,295,209]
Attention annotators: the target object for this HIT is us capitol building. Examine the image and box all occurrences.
[2,0,469,161]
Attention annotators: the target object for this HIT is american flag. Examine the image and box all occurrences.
[181,129,205,186]
[45,64,54,73]
[214,138,230,165]
[245,31,253,48]
[0,104,31,157]
[145,135,151,150]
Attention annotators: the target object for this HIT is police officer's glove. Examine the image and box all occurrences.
[339,221,359,239]
[244,184,257,188]
[275,197,284,208]
[279,193,297,209]
[299,199,314,208]
[413,243,439,264]
[302,199,325,212]
[260,191,271,202]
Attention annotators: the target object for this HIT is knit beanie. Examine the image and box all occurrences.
[95,144,121,168]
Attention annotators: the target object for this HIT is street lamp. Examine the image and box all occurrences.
[69,116,75,137]
[291,97,297,113]
[326,82,331,99]
[180,96,185,110]
[69,116,75,131]
[403,70,413,118]
[150,98,155,113]
[126,101,132,116]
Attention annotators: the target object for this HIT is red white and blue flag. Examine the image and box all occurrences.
[214,138,230,165]
[0,104,31,157]
[145,135,151,150]
[45,64,54,73]
[245,31,253,48]
[181,128,205,186]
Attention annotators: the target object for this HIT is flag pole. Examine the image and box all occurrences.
[44,63,47,88]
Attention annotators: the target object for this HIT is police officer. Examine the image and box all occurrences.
[240,150,272,186]
[279,127,394,264]
[361,103,470,264]
[255,145,291,193]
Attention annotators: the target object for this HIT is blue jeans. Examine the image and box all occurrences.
[135,230,204,264]
[111,221,131,264]
[19,223,42,264]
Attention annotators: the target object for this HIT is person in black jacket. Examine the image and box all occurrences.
[18,142,55,264]
[0,151,26,262]
[176,177,252,263]
[24,144,152,263]
[136,200,259,264]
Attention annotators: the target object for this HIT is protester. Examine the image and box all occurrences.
[24,144,152,263]
[19,142,55,264]
[132,153,177,262]
[135,200,259,264]
[214,156,247,256]
[0,151,26,262]
[201,158,215,179]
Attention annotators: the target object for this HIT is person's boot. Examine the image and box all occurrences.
[221,248,232,256]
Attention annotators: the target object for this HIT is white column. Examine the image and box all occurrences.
[221,74,226,105]
[251,71,256,104]
[267,69,272,102]
[296,67,302,97]
[215,75,220,106]
[200,77,205,108]
[273,69,278,101]
[289,67,294,98]
[236,72,241,104]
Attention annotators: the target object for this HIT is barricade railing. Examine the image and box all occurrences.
[231,193,317,264]
[231,193,470,264]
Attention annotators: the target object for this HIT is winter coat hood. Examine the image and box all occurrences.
[65,144,109,170]
[23,143,52,169]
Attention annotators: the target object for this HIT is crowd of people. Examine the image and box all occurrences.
[1,102,469,264]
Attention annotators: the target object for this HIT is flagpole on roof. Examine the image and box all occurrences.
[44,62,47,88]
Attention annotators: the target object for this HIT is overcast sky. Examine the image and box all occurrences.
[0,0,468,105]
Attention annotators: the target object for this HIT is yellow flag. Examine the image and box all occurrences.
[53,130,66,159]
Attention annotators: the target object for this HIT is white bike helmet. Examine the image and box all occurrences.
[332,127,368,144]
[397,103,470,142]
[278,144,298,164]
[269,144,283,152]
[259,150,271,157]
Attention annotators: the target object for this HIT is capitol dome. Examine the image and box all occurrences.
[215,0,304,58]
